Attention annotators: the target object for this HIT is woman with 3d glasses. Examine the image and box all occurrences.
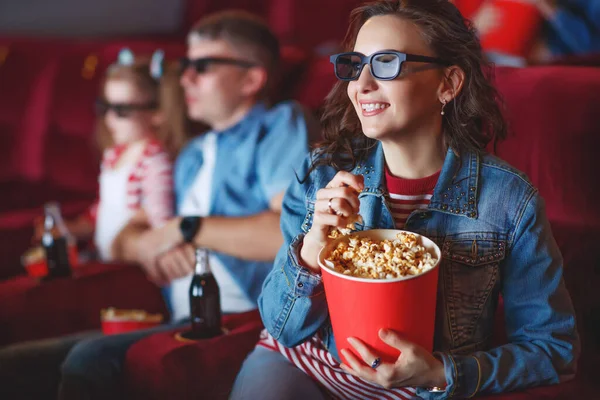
[34,49,188,262]
[232,1,579,399]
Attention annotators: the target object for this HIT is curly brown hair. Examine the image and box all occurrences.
[312,0,507,173]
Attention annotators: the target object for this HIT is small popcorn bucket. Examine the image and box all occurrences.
[318,229,441,365]
[101,308,163,335]
[480,0,542,58]
[22,244,79,278]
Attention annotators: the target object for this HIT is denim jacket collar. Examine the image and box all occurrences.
[215,101,268,138]
[351,142,480,219]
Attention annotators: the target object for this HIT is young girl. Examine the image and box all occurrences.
[232,1,579,399]
[37,49,187,262]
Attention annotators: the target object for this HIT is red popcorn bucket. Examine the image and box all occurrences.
[318,229,441,365]
[480,0,542,58]
[101,308,163,335]
[24,259,48,278]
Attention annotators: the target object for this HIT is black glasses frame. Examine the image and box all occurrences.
[329,50,450,81]
[95,99,159,118]
[179,57,256,74]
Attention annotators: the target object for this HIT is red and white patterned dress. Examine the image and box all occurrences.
[90,139,174,261]
[257,168,441,400]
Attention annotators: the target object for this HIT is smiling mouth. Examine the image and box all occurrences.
[360,102,390,114]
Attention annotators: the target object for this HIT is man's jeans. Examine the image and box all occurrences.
[0,321,187,400]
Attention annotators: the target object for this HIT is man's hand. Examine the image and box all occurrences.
[135,218,184,282]
[145,244,196,286]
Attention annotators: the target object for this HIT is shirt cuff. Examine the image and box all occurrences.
[416,352,482,399]
[282,233,324,297]
[414,352,452,400]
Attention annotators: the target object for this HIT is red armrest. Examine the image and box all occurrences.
[0,263,167,346]
[124,310,263,400]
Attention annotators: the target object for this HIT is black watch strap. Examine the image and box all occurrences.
[179,216,202,243]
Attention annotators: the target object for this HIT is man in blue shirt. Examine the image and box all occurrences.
[4,11,313,400]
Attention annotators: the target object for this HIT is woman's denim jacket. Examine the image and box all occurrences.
[259,143,580,399]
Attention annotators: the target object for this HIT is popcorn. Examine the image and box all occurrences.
[324,232,437,279]
[328,214,364,239]
[22,246,44,265]
[101,308,163,322]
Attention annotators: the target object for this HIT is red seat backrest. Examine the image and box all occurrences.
[267,0,362,49]
[0,39,61,181]
[292,55,337,111]
[493,66,600,228]
[42,42,107,193]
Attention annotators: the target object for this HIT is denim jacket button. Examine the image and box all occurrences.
[297,282,304,288]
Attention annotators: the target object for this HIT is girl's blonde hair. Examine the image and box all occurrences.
[95,53,189,159]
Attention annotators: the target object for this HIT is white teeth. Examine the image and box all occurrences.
[361,103,389,112]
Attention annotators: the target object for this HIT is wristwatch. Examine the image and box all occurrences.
[426,386,446,393]
[179,216,202,243]
[427,353,447,392]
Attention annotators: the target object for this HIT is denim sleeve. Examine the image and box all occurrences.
[257,101,311,202]
[549,8,600,54]
[568,0,600,30]
[416,192,580,400]
[258,156,330,348]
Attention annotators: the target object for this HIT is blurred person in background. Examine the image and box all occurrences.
[457,0,600,65]
[57,10,314,400]
[32,49,186,262]
[1,11,315,400]
[0,48,186,400]
[531,0,600,62]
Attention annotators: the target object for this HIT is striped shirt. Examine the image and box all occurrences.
[256,168,441,399]
[259,331,418,400]
[88,139,174,228]
[385,168,440,228]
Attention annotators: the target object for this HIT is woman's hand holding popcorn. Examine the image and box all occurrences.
[340,329,447,390]
[300,171,364,273]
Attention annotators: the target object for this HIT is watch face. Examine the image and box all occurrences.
[181,217,199,242]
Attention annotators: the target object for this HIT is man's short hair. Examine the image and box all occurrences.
[188,11,281,80]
